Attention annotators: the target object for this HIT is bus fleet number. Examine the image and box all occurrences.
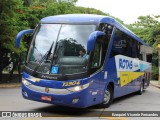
[62,81,80,87]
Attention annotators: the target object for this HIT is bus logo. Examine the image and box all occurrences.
[119,58,133,70]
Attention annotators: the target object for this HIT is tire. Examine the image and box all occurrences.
[137,80,144,95]
[98,85,113,108]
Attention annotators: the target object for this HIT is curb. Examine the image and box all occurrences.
[150,83,160,89]
[0,83,21,88]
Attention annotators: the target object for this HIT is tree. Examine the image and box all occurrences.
[129,15,160,44]
[0,0,27,81]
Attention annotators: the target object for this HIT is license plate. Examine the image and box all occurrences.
[41,96,52,101]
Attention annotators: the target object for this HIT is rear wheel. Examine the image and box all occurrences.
[99,85,113,108]
[137,80,144,95]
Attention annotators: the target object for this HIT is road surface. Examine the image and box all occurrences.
[0,85,160,120]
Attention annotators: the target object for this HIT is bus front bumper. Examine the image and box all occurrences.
[22,82,102,108]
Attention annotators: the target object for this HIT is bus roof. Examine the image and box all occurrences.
[40,14,149,47]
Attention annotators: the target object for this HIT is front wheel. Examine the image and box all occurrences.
[98,85,113,108]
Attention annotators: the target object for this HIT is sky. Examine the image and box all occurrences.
[76,0,160,24]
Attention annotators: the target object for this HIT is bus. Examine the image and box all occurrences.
[16,14,152,108]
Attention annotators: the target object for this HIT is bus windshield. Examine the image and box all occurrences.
[26,24,96,75]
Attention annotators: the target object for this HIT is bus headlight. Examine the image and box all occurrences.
[22,78,32,86]
[67,82,90,92]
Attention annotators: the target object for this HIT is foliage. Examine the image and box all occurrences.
[129,15,160,46]
[0,0,28,53]
[151,65,159,80]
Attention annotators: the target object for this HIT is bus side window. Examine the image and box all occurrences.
[110,29,127,58]
[126,38,139,58]
[110,29,141,58]
[131,40,139,58]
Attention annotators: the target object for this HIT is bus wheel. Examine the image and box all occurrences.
[137,80,144,95]
[99,85,113,108]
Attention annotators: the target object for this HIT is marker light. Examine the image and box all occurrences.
[22,78,32,86]
[67,81,92,92]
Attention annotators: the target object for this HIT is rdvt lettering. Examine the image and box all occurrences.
[119,58,133,69]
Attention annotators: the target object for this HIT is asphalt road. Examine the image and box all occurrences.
[0,85,160,120]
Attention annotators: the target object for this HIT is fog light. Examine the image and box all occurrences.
[72,98,80,104]
[23,91,28,97]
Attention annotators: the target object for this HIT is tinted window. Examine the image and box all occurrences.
[126,37,139,58]
[131,39,139,58]
[110,29,127,57]
[110,28,140,58]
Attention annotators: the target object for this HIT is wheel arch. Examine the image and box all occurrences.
[106,81,114,96]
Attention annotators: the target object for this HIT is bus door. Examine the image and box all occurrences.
[89,35,110,89]
[95,23,114,76]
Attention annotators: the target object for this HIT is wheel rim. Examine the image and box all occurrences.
[140,82,143,92]
[103,89,111,104]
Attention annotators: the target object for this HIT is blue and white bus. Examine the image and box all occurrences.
[16,14,152,108]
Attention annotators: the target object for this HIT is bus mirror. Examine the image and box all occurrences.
[87,31,105,52]
[15,29,34,48]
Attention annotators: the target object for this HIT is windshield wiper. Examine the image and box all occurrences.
[32,41,54,75]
